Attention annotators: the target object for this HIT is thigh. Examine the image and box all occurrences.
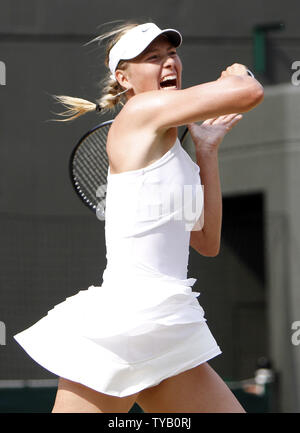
[52,377,140,413]
[136,362,246,413]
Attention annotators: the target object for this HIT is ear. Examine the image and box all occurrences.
[115,69,131,91]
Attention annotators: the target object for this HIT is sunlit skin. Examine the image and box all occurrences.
[108,35,249,176]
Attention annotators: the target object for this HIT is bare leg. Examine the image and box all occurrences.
[52,377,140,413]
[136,362,246,413]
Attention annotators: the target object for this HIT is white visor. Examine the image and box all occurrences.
[108,23,182,76]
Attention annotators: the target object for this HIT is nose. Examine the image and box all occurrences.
[163,54,176,69]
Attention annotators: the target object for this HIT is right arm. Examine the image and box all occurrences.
[121,64,264,131]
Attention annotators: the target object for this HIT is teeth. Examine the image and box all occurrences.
[161,75,177,83]
[161,86,177,90]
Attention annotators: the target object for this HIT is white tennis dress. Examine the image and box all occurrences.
[14,136,222,397]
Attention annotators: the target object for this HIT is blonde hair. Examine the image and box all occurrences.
[52,21,143,122]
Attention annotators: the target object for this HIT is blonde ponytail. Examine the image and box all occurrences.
[51,21,143,122]
[51,95,98,122]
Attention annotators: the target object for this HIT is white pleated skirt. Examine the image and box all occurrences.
[14,273,222,397]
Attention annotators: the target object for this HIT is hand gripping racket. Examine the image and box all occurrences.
[69,121,189,219]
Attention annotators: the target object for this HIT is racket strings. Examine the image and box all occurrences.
[72,125,111,208]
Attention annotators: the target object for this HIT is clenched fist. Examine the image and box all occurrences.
[218,63,250,80]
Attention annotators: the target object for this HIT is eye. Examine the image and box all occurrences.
[147,54,159,60]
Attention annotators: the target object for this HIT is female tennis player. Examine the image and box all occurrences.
[14,21,264,413]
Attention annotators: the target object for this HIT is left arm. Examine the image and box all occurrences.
[190,147,222,256]
[188,113,243,256]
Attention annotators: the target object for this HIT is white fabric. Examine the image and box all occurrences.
[14,137,222,397]
[108,23,182,76]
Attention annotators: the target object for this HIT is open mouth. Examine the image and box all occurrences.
[159,74,177,90]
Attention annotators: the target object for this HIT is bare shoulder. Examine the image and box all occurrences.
[106,104,177,175]
[116,91,165,129]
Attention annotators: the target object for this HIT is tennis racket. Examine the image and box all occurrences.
[69,121,190,219]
